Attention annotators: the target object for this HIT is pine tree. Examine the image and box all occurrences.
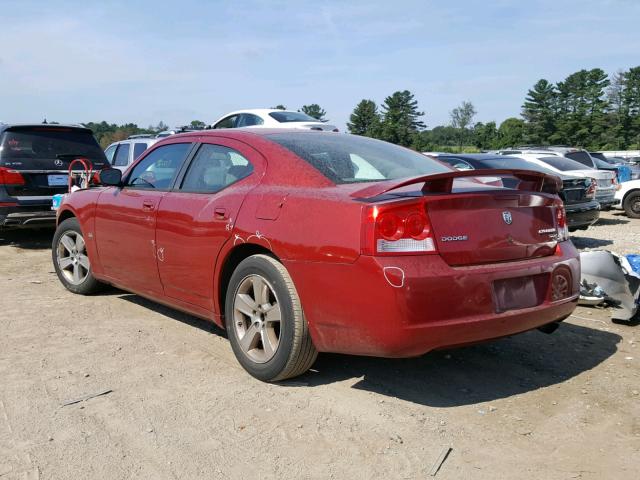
[347,99,380,136]
[522,79,557,145]
[379,90,426,147]
[299,104,327,120]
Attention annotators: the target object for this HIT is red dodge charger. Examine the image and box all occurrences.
[53,130,579,381]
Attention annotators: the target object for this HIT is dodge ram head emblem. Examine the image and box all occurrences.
[502,211,513,225]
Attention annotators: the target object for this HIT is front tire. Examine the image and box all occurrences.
[225,254,317,382]
[52,217,103,295]
[623,192,640,219]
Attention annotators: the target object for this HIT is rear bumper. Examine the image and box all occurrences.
[565,201,600,229]
[285,241,580,357]
[596,193,616,208]
[0,192,56,227]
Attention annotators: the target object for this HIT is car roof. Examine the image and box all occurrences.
[0,123,92,134]
[436,153,511,162]
[219,109,309,117]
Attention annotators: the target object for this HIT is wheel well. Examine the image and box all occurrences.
[218,243,279,325]
[57,209,75,225]
[623,188,640,204]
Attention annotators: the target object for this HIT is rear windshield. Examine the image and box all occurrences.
[0,127,106,166]
[268,112,317,123]
[267,133,451,184]
[534,156,591,171]
[443,156,558,175]
[565,151,594,167]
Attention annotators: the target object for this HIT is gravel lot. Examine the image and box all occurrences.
[1,211,639,479]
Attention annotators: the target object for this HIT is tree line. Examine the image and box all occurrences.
[82,66,639,152]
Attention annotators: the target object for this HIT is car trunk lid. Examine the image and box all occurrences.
[353,169,562,266]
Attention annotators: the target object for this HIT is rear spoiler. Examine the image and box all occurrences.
[351,169,562,199]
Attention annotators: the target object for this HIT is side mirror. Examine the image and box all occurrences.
[99,168,122,186]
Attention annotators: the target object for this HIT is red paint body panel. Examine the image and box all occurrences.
[56,129,580,358]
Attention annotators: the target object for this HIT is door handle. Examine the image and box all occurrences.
[214,207,227,219]
[142,200,156,211]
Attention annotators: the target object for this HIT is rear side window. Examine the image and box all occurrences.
[237,114,264,127]
[0,127,106,166]
[113,144,130,167]
[133,143,148,159]
[438,157,474,171]
[126,143,191,190]
[180,144,253,193]
[267,133,450,184]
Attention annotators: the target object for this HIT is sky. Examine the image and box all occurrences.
[1,0,639,131]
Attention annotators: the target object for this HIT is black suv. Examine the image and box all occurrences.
[0,124,108,228]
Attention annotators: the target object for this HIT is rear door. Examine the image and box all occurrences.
[94,141,194,295]
[155,139,264,310]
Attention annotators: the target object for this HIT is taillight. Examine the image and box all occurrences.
[362,201,437,255]
[554,199,569,242]
[612,176,621,190]
[0,167,25,185]
[585,178,597,199]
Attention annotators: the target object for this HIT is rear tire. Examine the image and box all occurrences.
[623,192,640,219]
[52,218,103,295]
[225,254,317,382]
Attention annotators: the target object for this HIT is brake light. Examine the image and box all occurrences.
[362,201,437,255]
[586,178,597,199]
[554,199,569,242]
[0,167,25,185]
[612,176,621,190]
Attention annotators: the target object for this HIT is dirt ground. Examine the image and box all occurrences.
[1,211,639,480]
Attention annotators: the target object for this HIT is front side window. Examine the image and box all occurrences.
[113,144,130,167]
[126,143,191,189]
[180,144,253,193]
[214,115,239,129]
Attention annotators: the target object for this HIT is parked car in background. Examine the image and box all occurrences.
[591,152,640,180]
[431,153,600,231]
[210,109,339,132]
[614,179,640,218]
[105,135,159,172]
[498,147,632,183]
[53,131,579,381]
[506,153,617,210]
[0,123,107,228]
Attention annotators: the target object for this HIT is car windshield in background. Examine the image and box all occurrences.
[536,156,591,171]
[268,111,318,123]
[0,128,105,164]
[267,133,451,184]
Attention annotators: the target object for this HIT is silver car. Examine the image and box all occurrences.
[104,135,159,172]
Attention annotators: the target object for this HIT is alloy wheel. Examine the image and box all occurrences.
[232,274,282,363]
[56,231,90,285]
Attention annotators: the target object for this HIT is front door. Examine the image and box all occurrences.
[155,140,264,310]
[94,142,193,296]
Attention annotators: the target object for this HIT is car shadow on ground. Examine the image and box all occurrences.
[288,322,621,407]
[594,216,630,226]
[112,293,620,407]
[0,228,54,249]
[570,236,613,249]
[117,293,227,338]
